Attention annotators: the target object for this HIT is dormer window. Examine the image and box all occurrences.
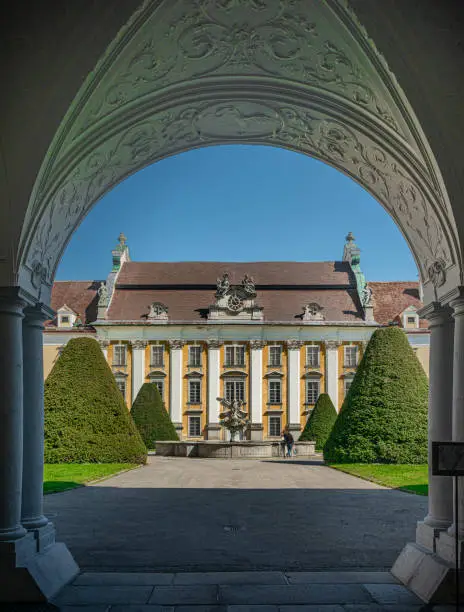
[57,305,77,328]
[402,307,419,329]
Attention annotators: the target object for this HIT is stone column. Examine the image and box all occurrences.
[206,340,222,440]
[287,340,303,439]
[0,292,27,545]
[169,340,185,437]
[416,303,454,550]
[21,304,51,537]
[249,340,265,440]
[131,340,147,405]
[324,340,340,411]
[98,339,110,361]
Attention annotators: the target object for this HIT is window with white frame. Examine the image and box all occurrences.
[151,379,164,399]
[150,345,164,367]
[61,315,70,325]
[189,379,201,404]
[344,345,358,367]
[269,345,282,366]
[189,345,202,367]
[269,415,281,437]
[225,345,245,366]
[224,379,245,402]
[115,377,126,400]
[188,415,202,437]
[344,378,353,397]
[306,345,320,367]
[113,344,127,366]
[306,379,320,404]
[268,379,282,404]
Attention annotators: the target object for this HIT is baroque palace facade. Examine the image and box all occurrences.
[43,233,430,441]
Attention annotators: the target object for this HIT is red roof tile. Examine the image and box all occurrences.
[370,281,427,327]
[47,281,101,326]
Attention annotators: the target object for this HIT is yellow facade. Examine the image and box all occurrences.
[107,341,132,408]
[182,342,207,439]
[43,345,61,379]
[263,342,287,438]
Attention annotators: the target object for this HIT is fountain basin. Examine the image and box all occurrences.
[155,440,316,458]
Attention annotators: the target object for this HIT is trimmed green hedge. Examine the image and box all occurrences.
[44,337,147,464]
[300,393,337,451]
[323,327,428,464]
[131,383,179,448]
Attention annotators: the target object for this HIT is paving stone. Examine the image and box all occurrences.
[285,572,397,585]
[343,606,422,612]
[60,607,110,612]
[110,606,175,612]
[54,585,154,605]
[362,584,423,605]
[279,606,345,611]
[74,572,174,586]
[218,584,372,605]
[173,572,286,586]
[227,607,278,612]
[148,585,219,605]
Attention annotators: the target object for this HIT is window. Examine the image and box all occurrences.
[188,416,201,437]
[115,377,126,400]
[225,379,245,402]
[344,378,353,396]
[113,344,127,366]
[151,345,164,367]
[269,380,282,404]
[306,345,320,367]
[189,345,202,366]
[225,345,245,366]
[189,380,201,404]
[269,416,281,437]
[269,345,282,366]
[61,315,70,324]
[306,380,320,404]
[151,379,164,399]
[344,345,357,367]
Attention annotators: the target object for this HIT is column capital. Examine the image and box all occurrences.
[249,340,266,350]
[206,339,223,349]
[130,340,148,350]
[286,340,304,350]
[23,303,54,328]
[169,339,186,350]
[417,302,453,327]
[439,286,464,309]
[324,340,342,350]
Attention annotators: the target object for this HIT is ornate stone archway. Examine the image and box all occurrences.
[1,0,463,603]
[16,0,461,306]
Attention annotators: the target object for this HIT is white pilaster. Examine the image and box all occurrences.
[249,340,265,440]
[98,339,110,361]
[325,341,340,411]
[287,340,303,439]
[131,340,147,405]
[416,303,453,550]
[169,340,185,437]
[206,340,222,440]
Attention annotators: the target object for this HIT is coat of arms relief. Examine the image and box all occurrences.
[208,273,263,320]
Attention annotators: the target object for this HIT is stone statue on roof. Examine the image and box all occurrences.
[241,274,255,295]
[216,272,230,296]
[97,281,109,307]
[361,284,373,307]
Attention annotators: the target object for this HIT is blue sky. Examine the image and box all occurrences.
[56,145,418,282]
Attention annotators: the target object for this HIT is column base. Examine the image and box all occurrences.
[436,530,464,565]
[287,423,302,441]
[205,424,221,441]
[416,519,450,552]
[173,422,183,440]
[392,541,457,603]
[248,423,264,441]
[0,528,79,602]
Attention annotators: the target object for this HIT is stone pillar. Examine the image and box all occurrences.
[0,289,78,602]
[324,340,340,411]
[0,293,27,545]
[416,303,454,550]
[287,340,303,439]
[206,340,222,440]
[21,305,50,535]
[249,340,265,440]
[169,340,185,437]
[98,339,110,361]
[131,340,147,405]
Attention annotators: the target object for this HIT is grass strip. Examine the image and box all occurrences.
[328,463,428,496]
[44,463,140,494]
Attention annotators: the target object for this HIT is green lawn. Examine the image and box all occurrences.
[328,463,428,495]
[44,463,140,494]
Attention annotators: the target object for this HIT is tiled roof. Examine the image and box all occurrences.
[369,281,427,327]
[116,261,355,287]
[47,281,101,326]
[106,287,363,322]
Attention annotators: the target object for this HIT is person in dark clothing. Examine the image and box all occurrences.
[282,429,294,458]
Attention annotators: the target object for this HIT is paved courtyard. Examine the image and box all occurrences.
[44,457,427,573]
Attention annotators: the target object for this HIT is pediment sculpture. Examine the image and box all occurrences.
[302,302,325,321]
[147,302,169,320]
[209,273,262,320]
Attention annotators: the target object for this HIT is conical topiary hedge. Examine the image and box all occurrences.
[44,337,147,464]
[323,327,428,464]
[131,382,179,449]
[300,393,337,451]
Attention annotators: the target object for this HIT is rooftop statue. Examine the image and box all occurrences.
[216,272,230,296]
[97,281,109,307]
[361,284,373,307]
